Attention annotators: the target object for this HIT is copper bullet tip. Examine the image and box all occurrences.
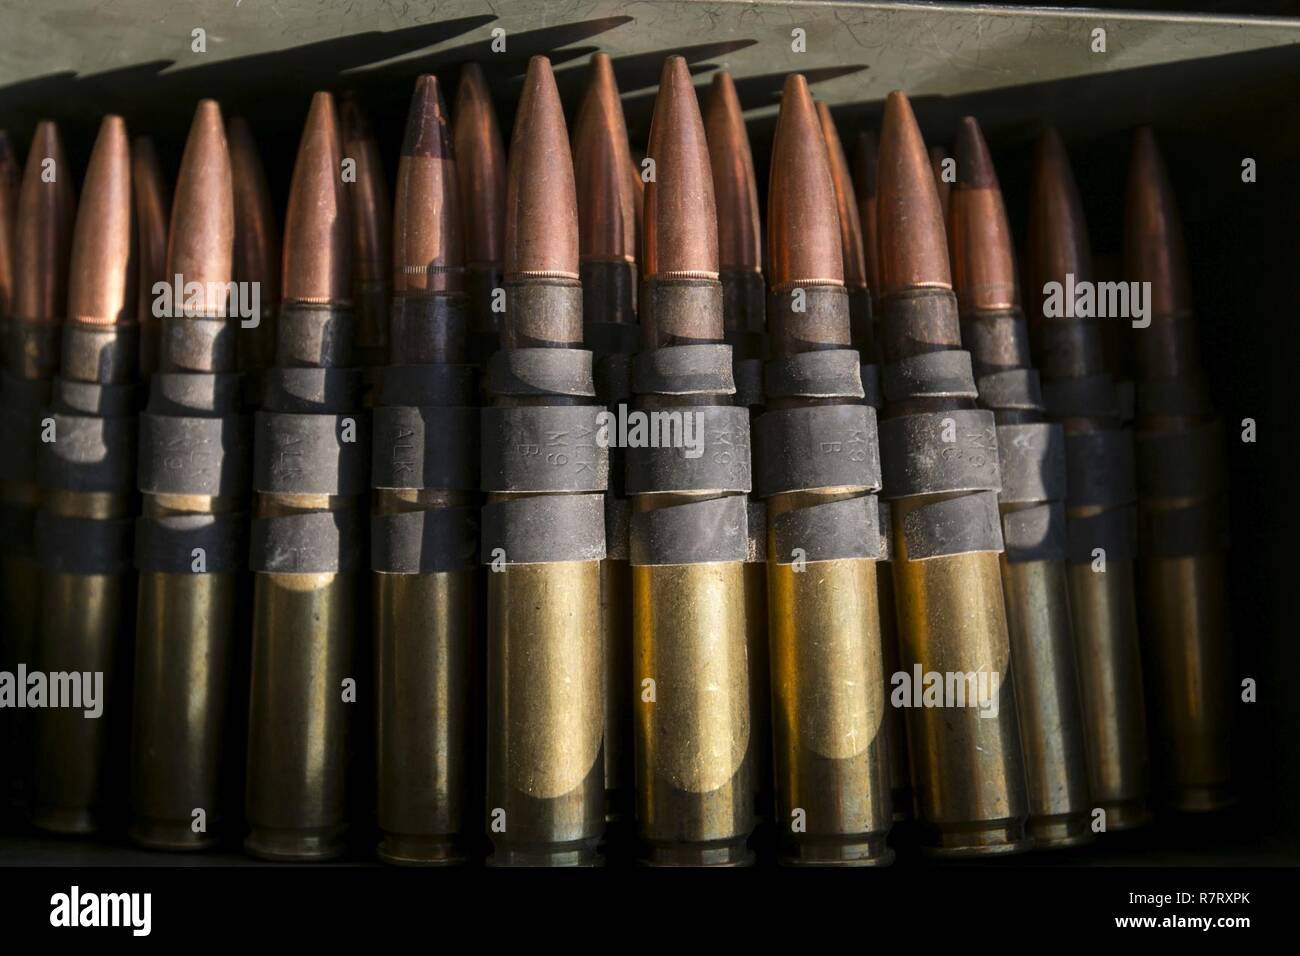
[768,79,842,289]
[1124,126,1191,318]
[68,115,135,327]
[228,116,280,308]
[1027,128,1092,294]
[853,129,882,305]
[455,62,506,273]
[341,91,391,288]
[394,74,464,295]
[816,101,864,292]
[503,56,579,281]
[643,55,718,281]
[949,116,1018,313]
[167,99,234,316]
[878,91,951,297]
[574,53,637,266]
[14,120,75,325]
[704,71,761,275]
[283,91,351,305]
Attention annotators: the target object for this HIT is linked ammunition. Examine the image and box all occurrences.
[341,92,392,404]
[1024,127,1149,832]
[1124,129,1233,811]
[1027,129,1149,830]
[704,71,771,828]
[482,56,607,866]
[950,117,1092,849]
[131,137,168,381]
[245,92,365,861]
[876,92,1029,856]
[631,56,753,866]
[454,63,507,363]
[130,101,246,850]
[372,75,477,865]
[754,81,892,865]
[573,53,639,829]
[228,117,280,398]
[31,116,138,834]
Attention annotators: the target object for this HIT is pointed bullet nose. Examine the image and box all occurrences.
[767,77,843,291]
[454,62,506,272]
[1124,126,1191,317]
[68,115,135,327]
[878,91,951,296]
[168,99,234,316]
[394,74,464,295]
[504,56,579,280]
[949,116,1018,314]
[1027,127,1092,292]
[14,120,75,325]
[573,53,637,265]
[228,116,281,307]
[817,101,865,292]
[283,91,351,304]
[644,55,717,280]
[705,71,761,274]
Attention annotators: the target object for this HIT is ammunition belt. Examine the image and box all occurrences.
[481,345,607,565]
[160,316,237,372]
[253,412,370,496]
[1064,429,1136,508]
[372,404,477,491]
[977,368,1044,413]
[1066,506,1138,564]
[250,509,364,573]
[581,260,636,328]
[746,500,766,563]
[770,495,881,565]
[767,285,851,355]
[1136,417,1228,557]
[879,409,1001,498]
[961,309,1031,379]
[372,507,478,573]
[1042,374,1119,420]
[629,494,748,565]
[732,357,764,409]
[720,268,766,339]
[883,350,979,403]
[605,496,630,561]
[262,366,364,413]
[860,363,882,410]
[380,364,475,406]
[765,348,863,401]
[60,321,139,385]
[754,404,880,497]
[139,413,250,496]
[275,302,355,368]
[39,382,139,494]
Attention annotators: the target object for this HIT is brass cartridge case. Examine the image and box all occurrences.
[767,498,891,864]
[601,555,633,824]
[889,536,1029,855]
[633,559,752,866]
[1068,559,1151,827]
[486,559,604,865]
[375,548,475,863]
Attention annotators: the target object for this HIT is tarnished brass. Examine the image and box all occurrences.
[486,560,604,866]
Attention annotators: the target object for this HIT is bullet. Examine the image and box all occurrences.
[574,52,639,830]
[228,116,280,397]
[131,137,169,380]
[631,56,753,866]
[824,107,912,826]
[0,129,19,341]
[454,63,507,362]
[1027,129,1150,830]
[753,81,892,865]
[372,75,477,865]
[482,56,607,866]
[1,122,74,814]
[31,115,138,834]
[245,92,365,861]
[950,116,1093,849]
[341,92,392,404]
[1124,128,1232,811]
[876,92,1029,856]
[129,100,245,851]
[705,71,771,828]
